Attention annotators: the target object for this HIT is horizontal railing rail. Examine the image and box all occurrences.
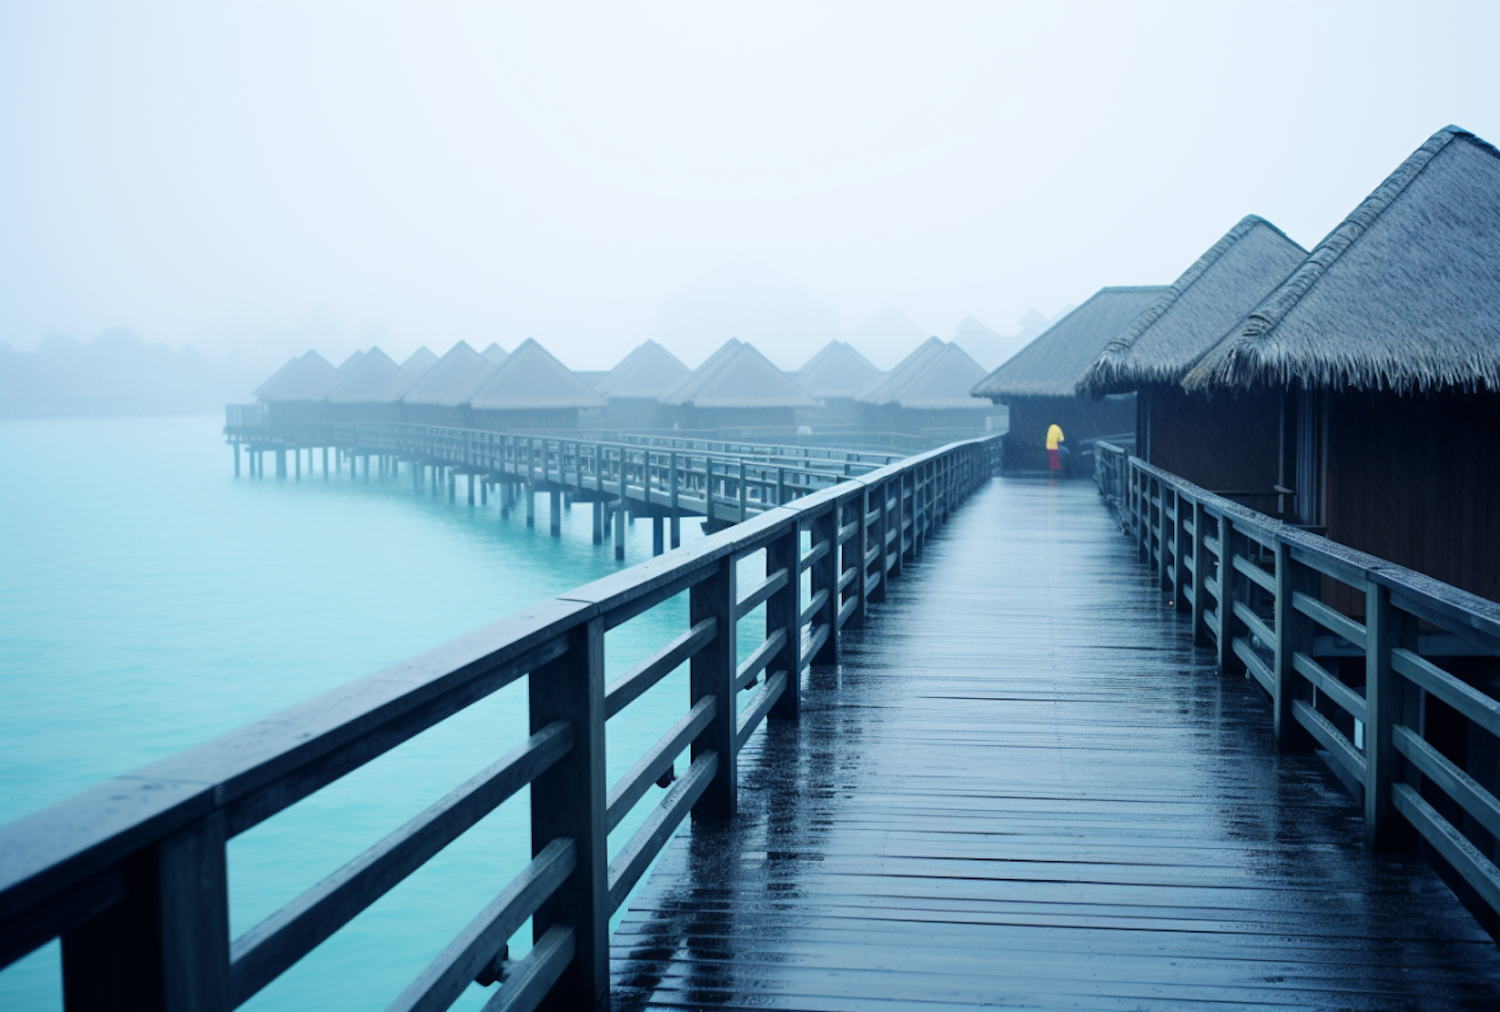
[1114,454,1500,935]
[0,432,1002,1012]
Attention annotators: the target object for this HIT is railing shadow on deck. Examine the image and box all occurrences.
[0,433,1002,1012]
[1095,440,1500,941]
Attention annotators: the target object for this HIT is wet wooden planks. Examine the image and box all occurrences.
[611,479,1500,1011]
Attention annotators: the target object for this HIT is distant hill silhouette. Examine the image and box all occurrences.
[0,329,255,418]
[847,308,928,369]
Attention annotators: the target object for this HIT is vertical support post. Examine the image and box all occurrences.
[767,523,802,719]
[528,617,607,1012]
[501,481,512,518]
[1191,501,1209,645]
[669,452,680,516]
[322,446,329,479]
[550,490,562,537]
[670,516,681,550]
[233,445,240,477]
[652,516,664,556]
[526,485,536,527]
[1273,540,1315,750]
[869,479,888,603]
[890,475,905,578]
[776,466,786,506]
[613,501,624,560]
[810,507,839,666]
[480,480,487,506]
[1217,516,1241,675]
[1365,581,1408,849]
[1134,467,1147,562]
[1172,489,1190,611]
[62,813,232,1012]
[591,500,603,544]
[738,460,747,523]
[1156,482,1170,591]
[275,449,287,479]
[468,474,475,506]
[690,556,736,818]
[848,489,869,628]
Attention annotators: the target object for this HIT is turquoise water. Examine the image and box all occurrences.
[0,416,758,1011]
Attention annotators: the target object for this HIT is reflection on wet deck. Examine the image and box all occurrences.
[612,479,1500,1011]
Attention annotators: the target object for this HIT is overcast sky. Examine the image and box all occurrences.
[2,1,1497,371]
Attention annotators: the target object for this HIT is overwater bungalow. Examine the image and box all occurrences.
[468,337,606,431]
[401,341,498,427]
[256,350,336,425]
[594,339,690,430]
[793,340,883,427]
[972,286,1166,471]
[1077,216,1308,502]
[320,347,408,423]
[480,342,509,366]
[1183,124,1500,602]
[658,338,817,433]
[854,337,991,436]
[251,355,299,400]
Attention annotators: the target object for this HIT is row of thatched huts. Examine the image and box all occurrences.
[972,124,1499,603]
[252,334,997,438]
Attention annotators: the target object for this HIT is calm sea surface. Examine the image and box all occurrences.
[0,415,751,1011]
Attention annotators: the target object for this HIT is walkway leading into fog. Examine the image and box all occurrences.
[610,480,1500,1011]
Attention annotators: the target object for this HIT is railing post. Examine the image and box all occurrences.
[691,557,737,818]
[1191,500,1210,646]
[1155,481,1170,592]
[738,460,748,522]
[529,616,607,1012]
[62,813,231,1012]
[767,524,802,720]
[891,475,906,577]
[1133,466,1147,562]
[1365,581,1409,850]
[1172,489,1190,612]
[1217,515,1241,676]
[850,488,870,626]
[1272,540,1316,750]
[810,507,839,666]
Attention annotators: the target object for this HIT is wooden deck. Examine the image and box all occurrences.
[611,478,1500,1011]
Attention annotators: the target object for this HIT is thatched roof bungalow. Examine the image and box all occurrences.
[856,338,991,436]
[320,347,410,423]
[256,351,336,425]
[1077,216,1307,498]
[1183,125,1500,601]
[793,340,883,426]
[469,338,606,431]
[659,339,817,433]
[401,341,498,427]
[594,340,689,429]
[973,286,1165,472]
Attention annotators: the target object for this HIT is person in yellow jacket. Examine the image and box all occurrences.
[1046,423,1065,473]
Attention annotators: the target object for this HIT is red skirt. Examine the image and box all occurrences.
[1048,448,1061,471]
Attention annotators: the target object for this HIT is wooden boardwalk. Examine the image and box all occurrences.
[611,479,1500,1011]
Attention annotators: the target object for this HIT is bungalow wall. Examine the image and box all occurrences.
[668,406,800,433]
[1141,385,1281,507]
[602,398,672,431]
[1324,388,1500,605]
[471,408,584,432]
[402,404,469,428]
[1002,393,1135,473]
[264,401,328,426]
[860,405,993,437]
[796,397,865,429]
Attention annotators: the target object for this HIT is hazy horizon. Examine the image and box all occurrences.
[3,2,1498,372]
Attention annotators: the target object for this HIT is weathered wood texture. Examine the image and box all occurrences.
[611,480,1500,1011]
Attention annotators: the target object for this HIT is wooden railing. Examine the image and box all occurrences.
[1114,453,1500,927]
[225,420,892,524]
[0,433,1001,1012]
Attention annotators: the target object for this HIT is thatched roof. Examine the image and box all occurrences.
[324,348,406,403]
[857,338,989,409]
[1184,126,1500,394]
[794,340,882,399]
[309,351,365,400]
[480,343,509,366]
[469,339,606,410]
[403,341,498,407]
[595,340,689,399]
[257,351,335,402]
[971,286,1167,399]
[1077,217,1307,397]
[252,356,299,399]
[660,339,817,409]
[401,346,439,374]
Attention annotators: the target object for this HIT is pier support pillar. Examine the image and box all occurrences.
[652,516,664,556]
[322,446,329,479]
[526,486,536,528]
[550,491,562,536]
[295,449,301,481]
[275,449,287,479]
[447,469,456,501]
[233,445,240,477]
[592,501,603,544]
[613,503,625,560]
[480,480,487,506]
[468,474,475,506]
[501,482,512,518]
[670,516,681,550]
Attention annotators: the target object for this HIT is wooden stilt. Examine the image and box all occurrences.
[550,490,562,536]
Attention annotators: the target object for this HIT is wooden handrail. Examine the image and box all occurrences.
[0,431,1002,1012]
[1114,452,1500,937]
